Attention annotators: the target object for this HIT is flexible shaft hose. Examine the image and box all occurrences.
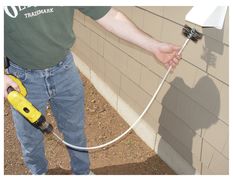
[52,38,189,151]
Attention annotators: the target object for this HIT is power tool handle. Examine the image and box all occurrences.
[7,86,15,94]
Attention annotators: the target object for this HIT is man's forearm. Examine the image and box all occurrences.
[97,8,160,55]
[97,8,181,69]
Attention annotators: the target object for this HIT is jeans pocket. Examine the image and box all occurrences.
[8,65,27,82]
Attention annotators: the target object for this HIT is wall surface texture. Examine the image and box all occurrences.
[71,6,229,175]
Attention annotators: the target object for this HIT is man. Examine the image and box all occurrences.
[4,7,181,175]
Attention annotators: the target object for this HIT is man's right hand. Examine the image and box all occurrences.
[4,74,20,98]
[153,42,181,70]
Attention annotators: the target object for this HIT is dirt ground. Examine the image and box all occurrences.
[4,73,175,175]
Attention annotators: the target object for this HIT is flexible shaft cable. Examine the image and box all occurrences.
[52,38,190,150]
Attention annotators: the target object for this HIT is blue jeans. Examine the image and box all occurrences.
[7,52,90,175]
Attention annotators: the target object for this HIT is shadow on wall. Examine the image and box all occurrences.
[201,26,225,72]
[156,76,220,174]
[201,9,228,71]
[155,17,228,173]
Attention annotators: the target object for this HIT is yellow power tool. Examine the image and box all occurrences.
[6,75,53,134]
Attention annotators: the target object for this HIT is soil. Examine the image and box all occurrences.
[4,73,175,175]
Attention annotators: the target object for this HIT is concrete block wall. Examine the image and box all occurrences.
[71,7,229,174]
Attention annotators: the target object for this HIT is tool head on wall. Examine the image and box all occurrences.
[182,24,203,43]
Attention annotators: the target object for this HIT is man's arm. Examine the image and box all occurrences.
[96,8,181,69]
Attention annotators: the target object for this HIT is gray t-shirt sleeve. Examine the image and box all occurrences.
[76,6,111,20]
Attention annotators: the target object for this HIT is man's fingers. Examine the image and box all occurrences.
[176,54,182,60]
[164,61,175,71]
[4,83,20,98]
[7,80,20,92]
[4,74,21,98]
[172,45,182,57]
[164,63,170,69]
[172,45,181,51]
[12,85,20,92]
[4,90,8,98]
[170,61,176,69]
[173,57,179,65]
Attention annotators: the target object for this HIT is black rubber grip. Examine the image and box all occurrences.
[37,115,53,134]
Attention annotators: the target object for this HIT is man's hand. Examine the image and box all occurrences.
[4,74,19,98]
[153,42,181,69]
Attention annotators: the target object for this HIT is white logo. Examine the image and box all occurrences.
[4,6,32,18]
[4,6,54,19]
